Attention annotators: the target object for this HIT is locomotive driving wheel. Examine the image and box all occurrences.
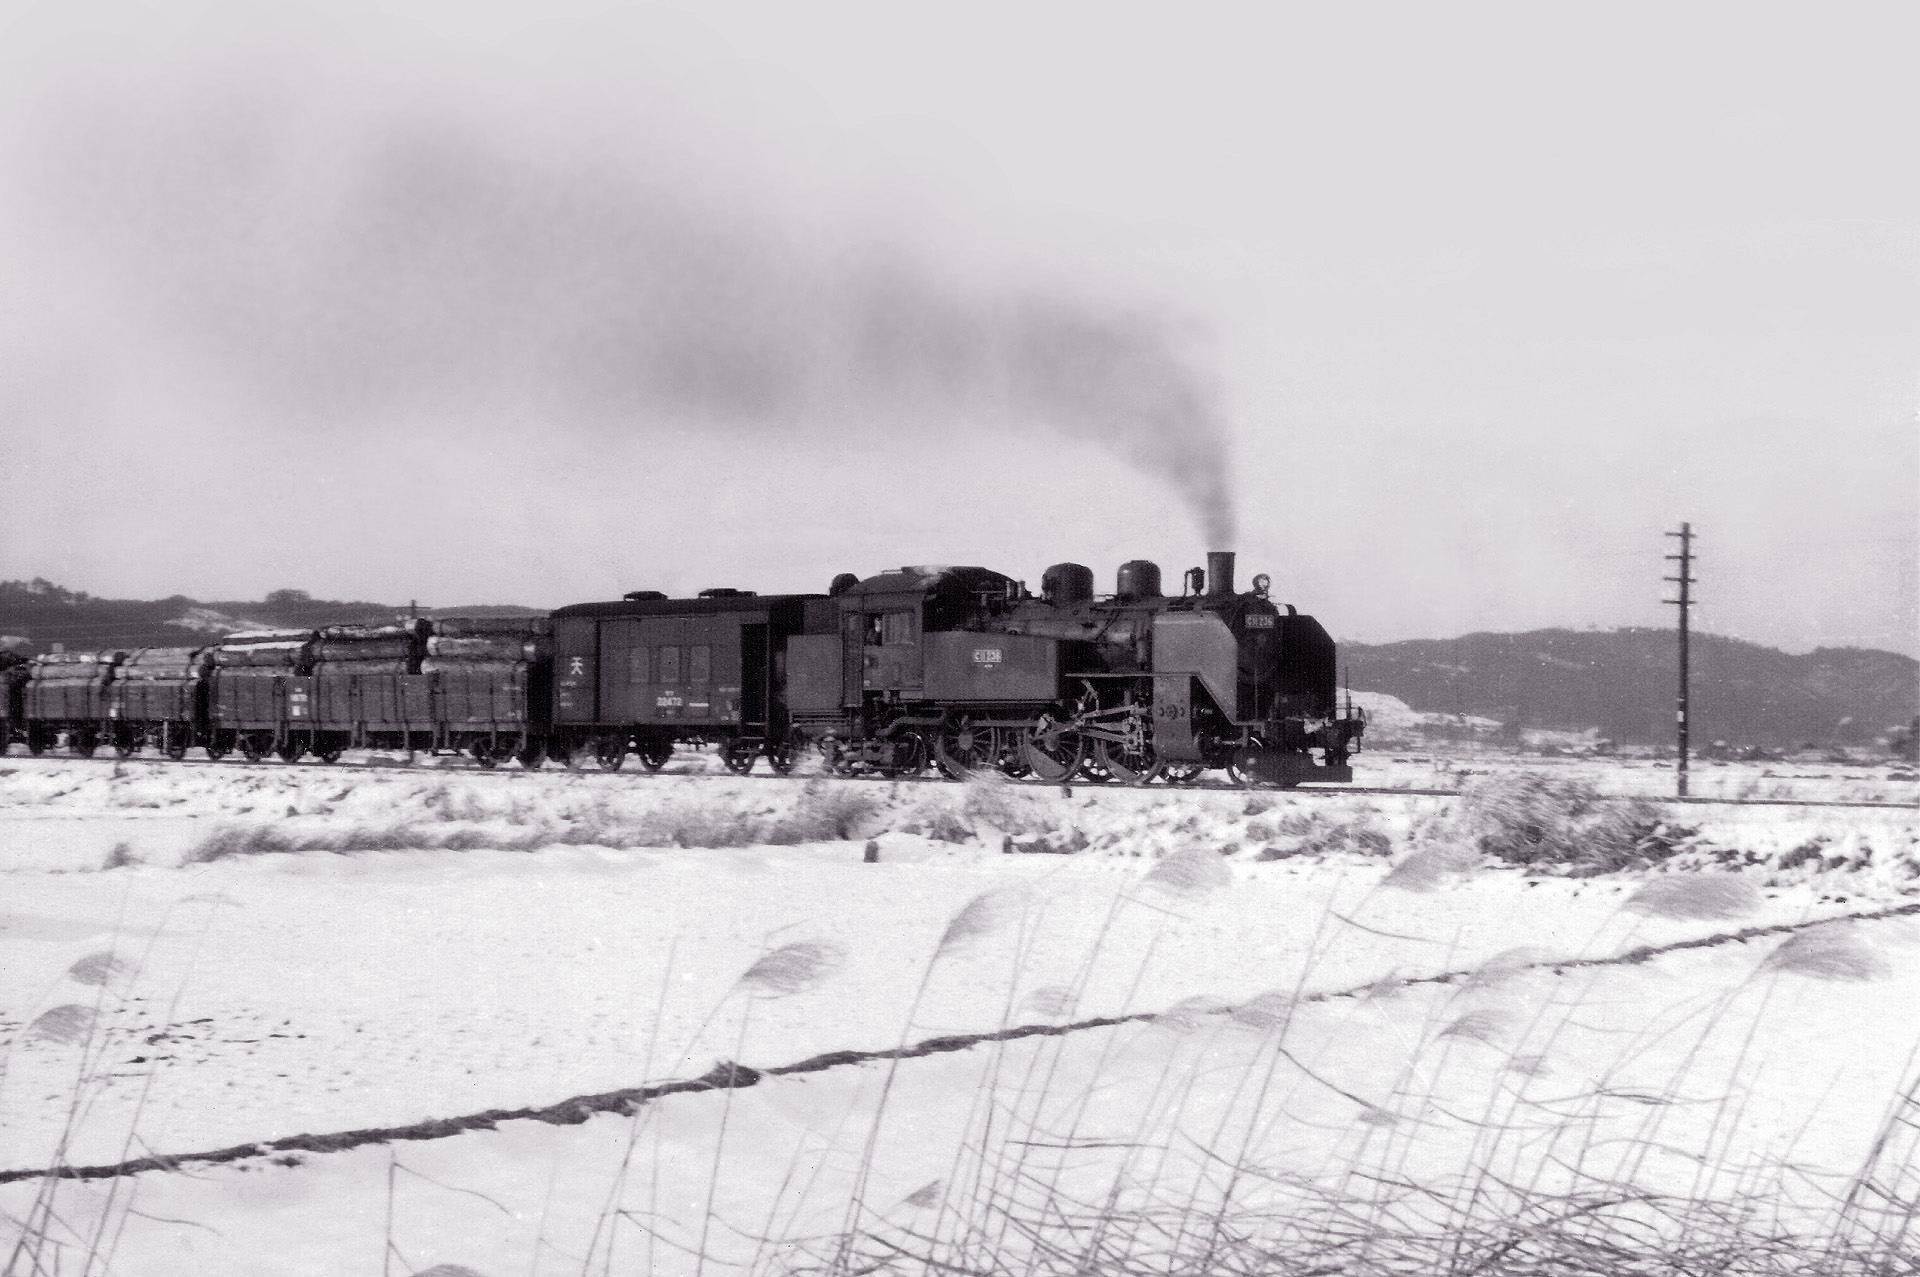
[1021,713,1083,783]
[1226,734,1269,787]
[1160,764,1206,785]
[1093,737,1162,786]
[934,716,998,780]
[880,730,929,778]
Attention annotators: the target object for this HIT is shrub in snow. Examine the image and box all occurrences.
[1449,772,1676,874]
[1253,810,1391,861]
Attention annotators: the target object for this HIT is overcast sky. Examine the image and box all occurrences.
[2,3,1915,655]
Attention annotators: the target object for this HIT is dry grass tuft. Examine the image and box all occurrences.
[1623,874,1763,921]
[736,941,847,998]
[28,1004,99,1046]
[960,771,1053,835]
[1451,772,1672,873]
[1143,846,1233,898]
[1762,925,1892,983]
[1253,810,1392,861]
[937,887,1032,957]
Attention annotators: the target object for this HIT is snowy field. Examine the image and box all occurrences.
[3,750,1917,1275]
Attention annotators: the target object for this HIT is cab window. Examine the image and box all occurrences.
[881,611,916,645]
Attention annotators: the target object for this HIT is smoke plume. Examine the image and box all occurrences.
[39,99,1236,545]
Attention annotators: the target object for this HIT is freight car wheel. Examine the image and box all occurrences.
[765,733,798,775]
[72,728,98,758]
[721,737,758,775]
[278,738,307,764]
[471,739,498,769]
[164,723,192,761]
[27,725,48,757]
[204,738,230,762]
[239,734,268,763]
[516,739,545,770]
[594,737,627,772]
[1021,715,1083,783]
[638,738,671,773]
[314,741,344,765]
[113,728,138,759]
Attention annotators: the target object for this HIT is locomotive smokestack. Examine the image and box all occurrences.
[1206,551,1236,597]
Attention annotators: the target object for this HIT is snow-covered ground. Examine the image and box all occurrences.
[2,752,1917,1274]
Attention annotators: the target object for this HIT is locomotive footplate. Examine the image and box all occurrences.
[1231,747,1352,787]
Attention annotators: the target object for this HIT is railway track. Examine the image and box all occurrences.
[2,749,1914,810]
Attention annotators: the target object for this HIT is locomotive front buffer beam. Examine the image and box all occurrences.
[1230,746,1353,786]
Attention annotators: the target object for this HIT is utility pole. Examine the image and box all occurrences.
[1663,524,1696,797]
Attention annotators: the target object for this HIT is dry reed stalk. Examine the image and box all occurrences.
[1622,875,1763,922]
[1141,846,1232,899]
[937,887,1033,957]
[837,886,1034,1267]
[1761,925,1891,983]
[735,941,847,999]
[1380,843,1478,892]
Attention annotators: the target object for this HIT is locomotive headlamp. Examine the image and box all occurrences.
[1252,573,1272,597]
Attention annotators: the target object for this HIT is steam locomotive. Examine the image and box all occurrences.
[0,551,1364,786]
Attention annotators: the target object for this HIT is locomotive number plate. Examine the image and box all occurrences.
[972,648,1003,666]
[1245,614,1275,629]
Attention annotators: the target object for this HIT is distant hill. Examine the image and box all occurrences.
[0,579,542,654]
[1344,627,1918,749]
